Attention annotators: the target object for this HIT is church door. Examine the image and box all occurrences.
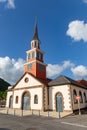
[22,92,30,110]
[56,93,63,112]
[9,95,13,108]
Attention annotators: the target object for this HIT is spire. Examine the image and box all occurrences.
[32,22,39,40]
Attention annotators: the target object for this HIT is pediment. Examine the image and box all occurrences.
[13,73,43,89]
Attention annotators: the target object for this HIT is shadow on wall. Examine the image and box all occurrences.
[0,128,10,130]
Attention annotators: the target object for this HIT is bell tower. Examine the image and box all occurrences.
[24,23,47,80]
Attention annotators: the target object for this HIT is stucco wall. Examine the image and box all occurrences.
[6,87,44,110]
[6,73,46,110]
[49,85,71,111]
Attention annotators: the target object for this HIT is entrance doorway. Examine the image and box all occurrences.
[22,91,30,110]
[56,93,63,112]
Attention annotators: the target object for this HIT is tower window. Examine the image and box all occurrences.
[39,53,43,60]
[28,53,31,59]
[39,64,44,71]
[27,63,32,70]
[35,41,36,46]
[32,52,35,58]
[41,54,43,60]
[36,52,39,59]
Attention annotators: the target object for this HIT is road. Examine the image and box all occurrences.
[0,114,87,130]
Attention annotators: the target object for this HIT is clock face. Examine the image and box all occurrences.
[24,77,29,83]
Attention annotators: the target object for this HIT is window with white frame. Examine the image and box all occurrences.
[27,63,32,70]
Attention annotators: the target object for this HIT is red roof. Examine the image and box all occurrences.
[76,80,87,87]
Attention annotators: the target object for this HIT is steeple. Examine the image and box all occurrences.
[24,22,47,80]
[32,22,39,41]
[31,22,41,49]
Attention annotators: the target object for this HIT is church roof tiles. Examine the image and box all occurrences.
[48,75,87,89]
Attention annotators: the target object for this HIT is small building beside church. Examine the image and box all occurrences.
[6,23,87,112]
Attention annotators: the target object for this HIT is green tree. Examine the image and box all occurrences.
[0,91,7,99]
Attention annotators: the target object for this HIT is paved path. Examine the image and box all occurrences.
[0,113,87,130]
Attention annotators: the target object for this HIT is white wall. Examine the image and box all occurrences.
[11,87,43,110]
[49,85,72,111]
[6,73,45,110]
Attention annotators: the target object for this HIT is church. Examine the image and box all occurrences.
[6,23,87,112]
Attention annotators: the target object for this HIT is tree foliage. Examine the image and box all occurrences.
[0,78,10,99]
[0,91,7,99]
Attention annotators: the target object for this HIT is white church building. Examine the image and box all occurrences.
[6,23,87,112]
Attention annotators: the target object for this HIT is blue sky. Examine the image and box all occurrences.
[0,0,87,84]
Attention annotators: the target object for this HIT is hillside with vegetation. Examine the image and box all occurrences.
[0,78,10,91]
[0,78,11,99]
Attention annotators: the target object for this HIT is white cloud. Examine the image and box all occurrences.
[1,56,87,85]
[0,56,25,85]
[71,65,87,79]
[47,60,74,77]
[83,0,87,3]
[6,0,15,9]
[0,57,74,84]
[66,20,87,42]
[0,0,15,9]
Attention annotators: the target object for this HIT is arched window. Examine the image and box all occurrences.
[34,95,38,104]
[79,91,83,103]
[28,53,30,59]
[34,42,36,46]
[83,92,86,103]
[36,52,39,59]
[73,89,77,104]
[15,96,19,104]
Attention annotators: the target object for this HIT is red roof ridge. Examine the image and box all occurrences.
[76,79,87,87]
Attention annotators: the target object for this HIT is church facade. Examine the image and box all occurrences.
[6,23,87,112]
